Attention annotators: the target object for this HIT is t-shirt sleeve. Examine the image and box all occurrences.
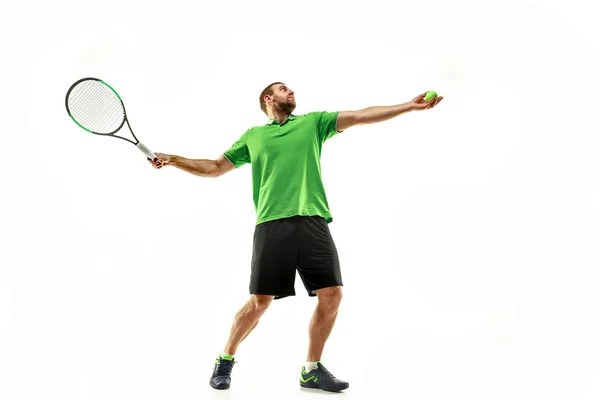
[223,131,251,168]
[312,111,342,144]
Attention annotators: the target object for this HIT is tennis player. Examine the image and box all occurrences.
[149,82,442,392]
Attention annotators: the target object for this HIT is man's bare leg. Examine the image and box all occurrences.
[211,294,274,390]
[224,294,274,355]
[306,286,343,362]
[300,286,348,392]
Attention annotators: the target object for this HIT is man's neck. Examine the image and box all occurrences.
[268,109,290,124]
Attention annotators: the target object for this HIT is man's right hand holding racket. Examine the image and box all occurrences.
[149,153,171,169]
[148,153,235,178]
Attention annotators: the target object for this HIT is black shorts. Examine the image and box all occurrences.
[250,215,343,300]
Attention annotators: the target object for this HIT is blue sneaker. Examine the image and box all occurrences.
[210,354,235,390]
[300,362,349,392]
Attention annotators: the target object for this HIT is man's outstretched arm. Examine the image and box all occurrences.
[148,153,235,178]
[337,91,443,132]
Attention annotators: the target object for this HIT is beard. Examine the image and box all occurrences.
[274,97,296,115]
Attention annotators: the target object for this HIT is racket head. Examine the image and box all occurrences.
[65,78,127,135]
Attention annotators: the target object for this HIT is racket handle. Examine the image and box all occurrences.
[136,142,156,159]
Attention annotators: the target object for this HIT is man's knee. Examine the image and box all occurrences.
[316,286,343,310]
[250,294,274,314]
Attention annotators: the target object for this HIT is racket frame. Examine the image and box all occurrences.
[65,77,156,159]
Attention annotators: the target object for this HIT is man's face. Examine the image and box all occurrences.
[267,83,296,114]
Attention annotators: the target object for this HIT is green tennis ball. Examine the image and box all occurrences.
[425,91,438,102]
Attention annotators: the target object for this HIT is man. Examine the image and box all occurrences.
[149,82,443,392]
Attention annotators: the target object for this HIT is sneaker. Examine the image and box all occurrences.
[210,354,235,390]
[299,362,349,392]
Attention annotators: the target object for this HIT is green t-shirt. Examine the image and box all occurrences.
[223,111,341,225]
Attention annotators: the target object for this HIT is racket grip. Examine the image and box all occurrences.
[136,142,156,159]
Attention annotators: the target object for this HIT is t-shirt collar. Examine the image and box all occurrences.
[267,114,297,125]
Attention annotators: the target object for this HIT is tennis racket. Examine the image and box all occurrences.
[65,77,156,159]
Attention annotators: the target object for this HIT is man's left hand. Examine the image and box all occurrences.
[411,91,444,110]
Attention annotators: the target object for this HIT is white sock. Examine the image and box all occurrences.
[305,361,318,372]
[220,351,234,359]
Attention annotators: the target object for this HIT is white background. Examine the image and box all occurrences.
[2,0,600,399]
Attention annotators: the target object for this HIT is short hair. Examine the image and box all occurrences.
[259,82,284,116]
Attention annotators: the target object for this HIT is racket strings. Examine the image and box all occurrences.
[68,80,125,134]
